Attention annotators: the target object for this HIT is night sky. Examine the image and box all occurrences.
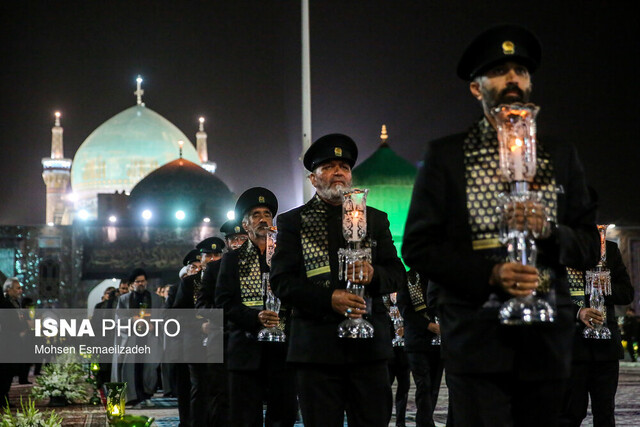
[1,1,638,226]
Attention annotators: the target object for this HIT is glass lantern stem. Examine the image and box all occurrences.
[597,224,608,267]
[510,181,529,194]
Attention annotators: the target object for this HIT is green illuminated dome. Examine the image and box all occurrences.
[352,127,417,266]
[71,105,200,216]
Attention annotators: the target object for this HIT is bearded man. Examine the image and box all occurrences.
[215,187,297,427]
[270,134,406,426]
[402,25,599,426]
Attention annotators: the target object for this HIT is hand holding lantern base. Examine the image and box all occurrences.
[497,183,555,325]
[431,316,441,346]
[336,188,374,339]
[337,244,374,339]
[389,295,404,347]
[583,225,612,340]
[258,227,286,342]
[257,274,286,342]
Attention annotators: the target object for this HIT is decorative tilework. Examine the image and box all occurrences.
[238,240,264,307]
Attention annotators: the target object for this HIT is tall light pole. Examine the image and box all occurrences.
[301,0,313,202]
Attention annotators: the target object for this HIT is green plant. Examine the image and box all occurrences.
[1,396,62,427]
[31,354,88,404]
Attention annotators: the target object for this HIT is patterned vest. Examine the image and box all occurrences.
[464,118,558,292]
[237,239,265,308]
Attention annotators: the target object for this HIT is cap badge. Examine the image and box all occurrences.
[334,147,343,156]
[234,226,241,233]
[502,41,515,55]
[258,196,265,203]
[211,244,217,250]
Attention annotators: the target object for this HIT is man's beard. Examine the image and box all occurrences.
[316,182,351,204]
[482,82,531,109]
[248,221,270,240]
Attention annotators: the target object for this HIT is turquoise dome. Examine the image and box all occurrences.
[71,105,200,215]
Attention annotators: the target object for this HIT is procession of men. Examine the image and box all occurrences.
[110,24,633,427]
[3,22,636,427]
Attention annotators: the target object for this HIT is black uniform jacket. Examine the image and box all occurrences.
[215,242,288,371]
[195,259,221,310]
[402,130,599,381]
[173,273,208,358]
[397,273,439,353]
[195,259,227,360]
[270,197,406,365]
[572,241,634,362]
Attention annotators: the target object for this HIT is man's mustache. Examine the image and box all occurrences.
[499,83,524,99]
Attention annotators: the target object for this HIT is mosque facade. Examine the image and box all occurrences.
[42,77,221,226]
[1,78,234,308]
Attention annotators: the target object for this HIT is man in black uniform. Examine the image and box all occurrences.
[168,248,200,427]
[195,221,246,426]
[197,220,247,313]
[174,238,224,427]
[402,25,599,426]
[216,187,297,427]
[561,239,634,426]
[396,270,445,427]
[221,218,249,251]
[270,134,406,427]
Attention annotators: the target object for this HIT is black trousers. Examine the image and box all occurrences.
[560,360,619,427]
[296,360,392,427]
[208,362,229,426]
[0,363,17,406]
[388,347,410,426]
[175,363,191,427]
[406,349,444,427]
[188,363,211,427]
[228,348,297,427]
[447,372,566,427]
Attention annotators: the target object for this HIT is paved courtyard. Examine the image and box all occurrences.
[6,361,639,425]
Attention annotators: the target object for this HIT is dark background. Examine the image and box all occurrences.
[1,1,638,225]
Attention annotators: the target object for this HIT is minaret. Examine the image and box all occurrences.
[42,112,73,225]
[380,124,389,145]
[196,117,217,173]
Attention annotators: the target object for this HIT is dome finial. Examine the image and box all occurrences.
[54,111,61,127]
[134,75,145,106]
[178,140,184,159]
[199,116,205,132]
[380,124,388,144]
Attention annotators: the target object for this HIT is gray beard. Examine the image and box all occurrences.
[317,183,351,205]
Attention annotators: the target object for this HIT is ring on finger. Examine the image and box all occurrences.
[346,307,352,314]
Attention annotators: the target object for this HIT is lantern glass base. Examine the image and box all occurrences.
[337,317,374,339]
[583,325,612,340]
[257,327,286,342]
[499,295,555,325]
